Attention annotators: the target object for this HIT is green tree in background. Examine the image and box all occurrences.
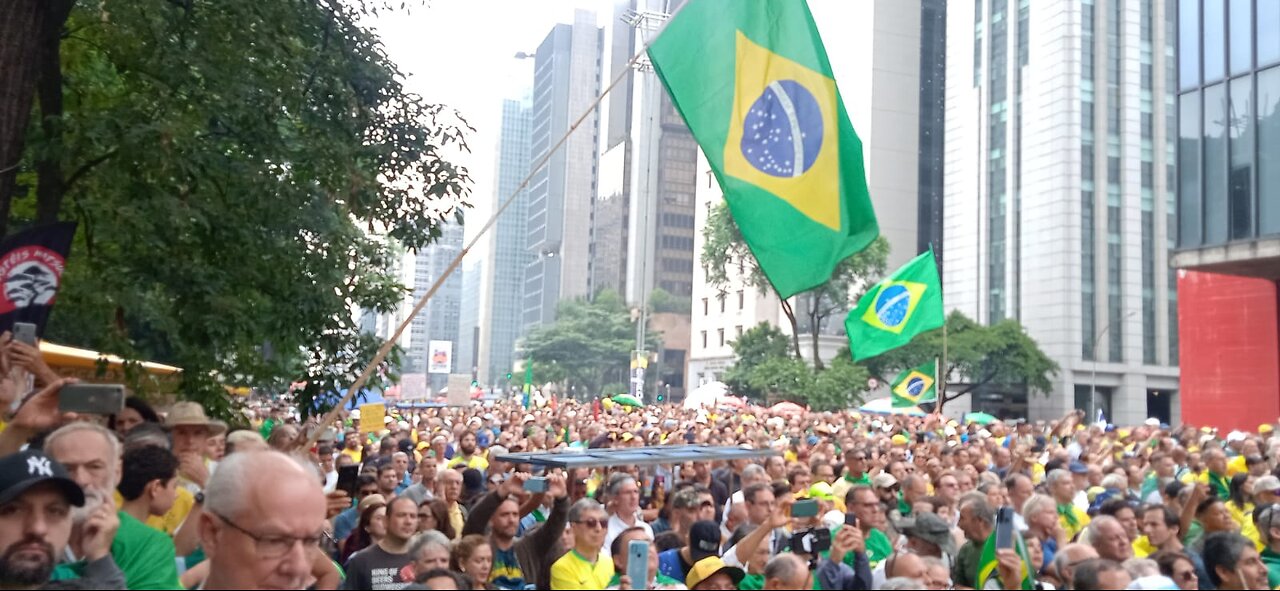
[2,0,471,417]
[521,290,661,400]
[701,202,888,369]
[721,323,791,401]
[862,312,1060,411]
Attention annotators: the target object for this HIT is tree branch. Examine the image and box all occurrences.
[778,297,802,359]
[62,149,116,194]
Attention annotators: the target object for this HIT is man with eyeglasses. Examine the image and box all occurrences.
[550,498,614,590]
[199,450,327,590]
[831,449,869,512]
[845,486,895,568]
[342,495,419,589]
[1255,504,1280,588]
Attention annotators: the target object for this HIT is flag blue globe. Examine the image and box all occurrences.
[740,79,824,178]
[906,377,925,396]
[874,285,912,328]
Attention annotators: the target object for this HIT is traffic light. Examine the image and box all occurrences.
[657,392,664,402]
[506,372,513,380]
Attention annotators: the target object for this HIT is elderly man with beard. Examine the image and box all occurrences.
[462,472,569,589]
[0,450,121,589]
[44,422,180,590]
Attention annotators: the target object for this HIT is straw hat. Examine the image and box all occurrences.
[165,402,227,435]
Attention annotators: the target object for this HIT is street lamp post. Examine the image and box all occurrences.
[1089,309,1138,421]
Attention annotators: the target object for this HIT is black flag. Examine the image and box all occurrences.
[0,222,76,337]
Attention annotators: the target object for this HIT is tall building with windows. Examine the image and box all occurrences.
[406,222,464,391]
[943,0,1179,422]
[456,259,482,382]
[477,96,533,386]
[1172,0,1280,430]
[523,10,602,330]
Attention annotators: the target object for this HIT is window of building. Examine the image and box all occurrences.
[1205,0,1226,83]
[1261,67,1280,235]
[702,298,708,315]
[1179,92,1203,246]
[735,325,743,338]
[1262,2,1280,66]
[1229,76,1254,239]
[700,331,707,349]
[1204,83,1228,244]
[737,290,744,310]
[719,294,726,313]
[1229,0,1252,76]
[717,328,724,347]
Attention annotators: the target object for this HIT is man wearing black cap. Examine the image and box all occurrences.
[657,520,722,582]
[0,450,122,589]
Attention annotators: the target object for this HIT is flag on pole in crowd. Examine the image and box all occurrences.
[845,248,944,361]
[976,530,1036,590]
[890,360,937,408]
[0,222,77,337]
[522,360,532,410]
[647,0,879,299]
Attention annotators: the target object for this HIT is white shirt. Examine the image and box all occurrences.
[603,511,652,559]
[323,470,338,494]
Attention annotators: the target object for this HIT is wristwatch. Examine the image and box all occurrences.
[194,491,205,506]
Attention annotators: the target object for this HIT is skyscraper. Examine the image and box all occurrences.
[523,10,602,330]
[407,221,464,392]
[456,258,482,383]
[477,96,533,387]
[943,0,1179,422]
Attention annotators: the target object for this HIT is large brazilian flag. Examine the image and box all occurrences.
[647,0,879,299]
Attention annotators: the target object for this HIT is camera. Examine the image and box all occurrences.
[790,527,831,554]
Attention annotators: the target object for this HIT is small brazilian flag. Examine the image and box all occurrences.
[647,0,879,299]
[846,249,944,361]
[977,529,1037,590]
[891,361,937,408]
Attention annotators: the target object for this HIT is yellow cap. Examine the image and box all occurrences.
[809,481,835,501]
[1117,429,1130,439]
[891,434,909,446]
[1261,424,1274,434]
[686,557,745,590]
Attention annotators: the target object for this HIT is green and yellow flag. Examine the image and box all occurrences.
[846,249,944,361]
[647,0,879,299]
[891,360,937,408]
[976,530,1036,590]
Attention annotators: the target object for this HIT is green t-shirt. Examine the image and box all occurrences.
[1262,547,1280,590]
[53,511,180,590]
[826,526,893,570]
[739,572,765,590]
[952,538,984,589]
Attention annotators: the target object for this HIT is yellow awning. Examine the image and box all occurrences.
[39,341,182,376]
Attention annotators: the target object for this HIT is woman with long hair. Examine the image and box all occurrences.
[340,502,386,564]
[450,534,495,590]
[1227,473,1260,539]
[426,499,457,540]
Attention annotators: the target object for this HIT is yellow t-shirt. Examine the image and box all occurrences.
[1132,535,1157,558]
[340,447,362,464]
[1059,505,1091,541]
[446,454,489,471]
[549,549,613,590]
[112,487,194,535]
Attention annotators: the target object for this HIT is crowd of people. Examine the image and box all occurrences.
[2,334,1280,590]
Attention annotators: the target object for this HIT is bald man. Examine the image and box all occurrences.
[763,553,811,590]
[199,451,327,590]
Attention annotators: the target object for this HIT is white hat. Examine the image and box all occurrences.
[383,415,394,424]
[483,413,494,421]
[350,409,361,419]
[1144,418,1161,427]
[1227,430,1248,443]
[522,414,535,423]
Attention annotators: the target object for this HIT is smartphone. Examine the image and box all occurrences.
[523,477,549,493]
[627,539,649,590]
[844,512,858,527]
[12,322,36,346]
[994,506,1015,549]
[336,465,360,498]
[791,498,819,518]
[58,384,125,415]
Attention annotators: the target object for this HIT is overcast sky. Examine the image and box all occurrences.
[371,0,867,250]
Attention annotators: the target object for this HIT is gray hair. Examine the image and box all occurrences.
[123,423,171,451]
[742,464,767,481]
[46,422,121,480]
[1100,474,1127,491]
[408,529,451,560]
[882,578,924,590]
[1073,558,1125,591]
[1081,515,1121,549]
[568,498,605,522]
[205,450,315,519]
[606,473,637,497]
[1022,494,1056,520]
[392,451,409,461]
[958,492,995,527]
[763,553,805,585]
[1123,558,1159,579]
[1046,469,1071,487]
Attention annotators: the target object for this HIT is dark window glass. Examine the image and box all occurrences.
[1260,67,1280,234]
[1179,92,1203,246]
[1204,84,1229,244]
[1228,76,1253,239]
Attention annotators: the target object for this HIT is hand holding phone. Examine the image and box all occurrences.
[790,498,818,518]
[523,476,549,493]
[626,540,649,590]
[994,506,1015,549]
[57,384,125,415]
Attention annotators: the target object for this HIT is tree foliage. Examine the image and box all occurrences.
[700,201,888,368]
[740,352,867,412]
[5,0,472,417]
[648,287,691,315]
[521,290,661,399]
[862,311,1060,410]
[722,323,791,401]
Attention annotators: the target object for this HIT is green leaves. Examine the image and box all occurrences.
[521,289,661,399]
[19,0,471,418]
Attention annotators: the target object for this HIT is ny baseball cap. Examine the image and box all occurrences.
[0,450,85,508]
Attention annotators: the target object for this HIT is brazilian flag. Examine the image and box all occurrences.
[846,249,944,361]
[977,530,1037,590]
[891,361,937,408]
[647,0,879,299]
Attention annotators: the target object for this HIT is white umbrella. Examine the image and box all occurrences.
[858,397,926,417]
[683,381,729,410]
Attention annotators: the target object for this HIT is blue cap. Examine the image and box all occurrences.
[806,435,819,446]
[1069,461,1089,474]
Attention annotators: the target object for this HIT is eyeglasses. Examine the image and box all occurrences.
[212,512,322,558]
[573,518,608,529]
[1173,570,1197,582]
